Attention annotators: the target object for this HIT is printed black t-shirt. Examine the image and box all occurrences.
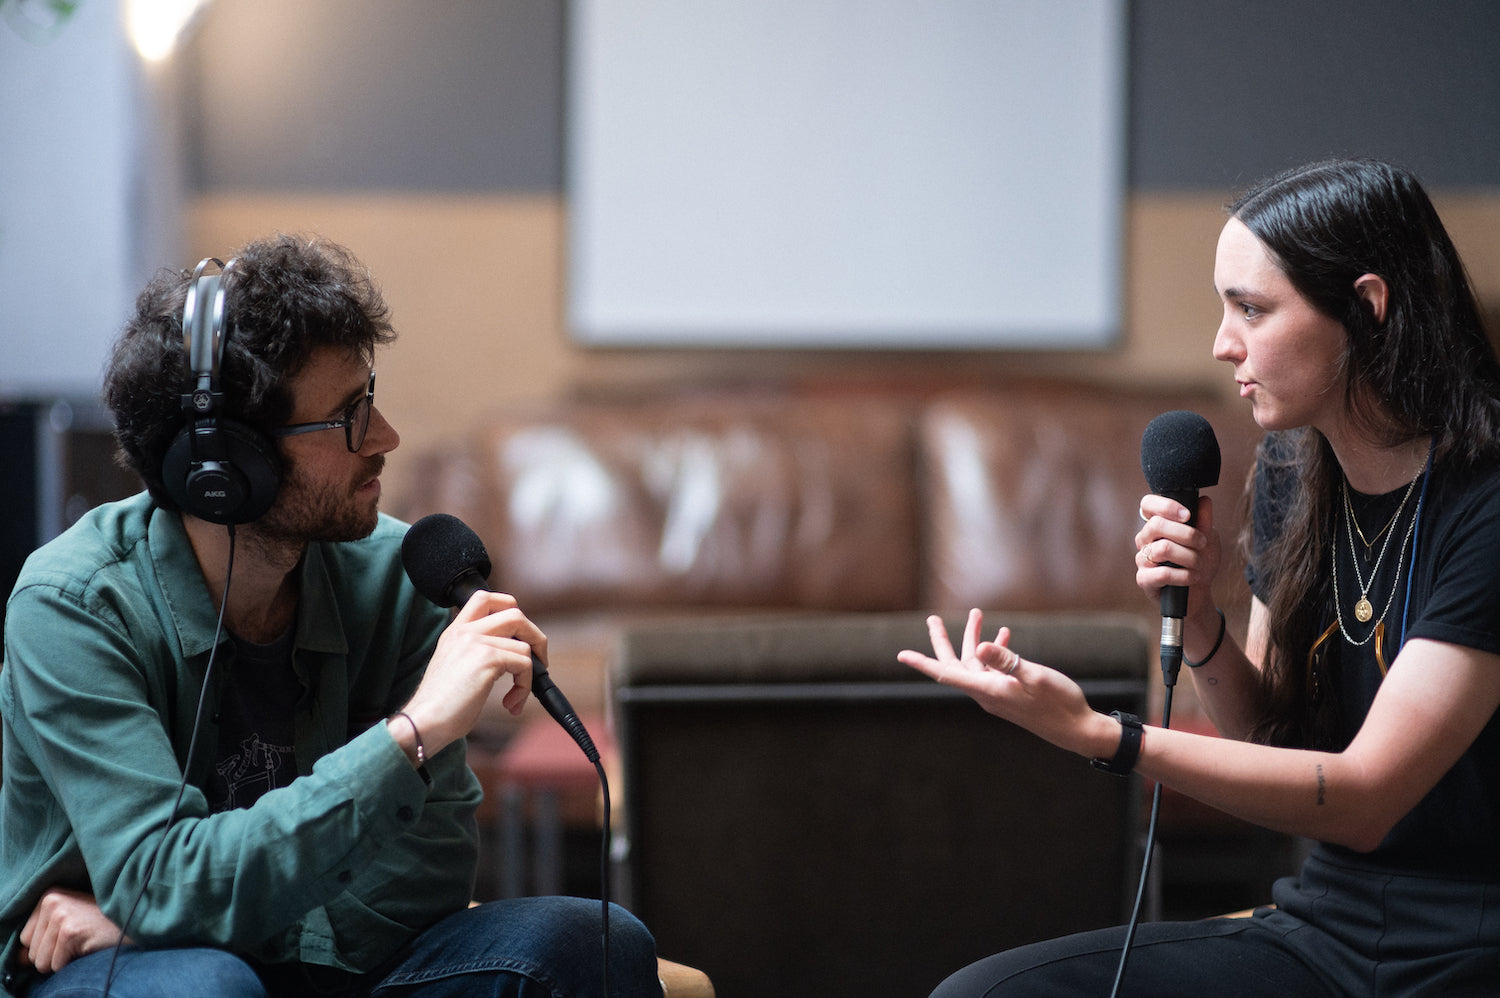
[207,625,302,813]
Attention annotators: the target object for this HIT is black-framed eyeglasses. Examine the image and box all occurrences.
[274,371,376,453]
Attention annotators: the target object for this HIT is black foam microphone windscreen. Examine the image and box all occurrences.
[401,512,492,608]
[1140,410,1221,499]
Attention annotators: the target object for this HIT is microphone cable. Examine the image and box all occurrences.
[101,523,237,998]
[529,656,612,997]
[521,649,612,996]
[536,659,611,998]
[595,758,612,998]
[1107,676,1174,998]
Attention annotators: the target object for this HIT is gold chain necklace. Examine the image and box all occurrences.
[1334,474,1420,629]
[1341,481,1403,557]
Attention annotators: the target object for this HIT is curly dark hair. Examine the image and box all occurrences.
[1230,159,1500,748]
[104,234,396,508]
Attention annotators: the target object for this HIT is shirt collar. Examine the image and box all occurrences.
[148,508,349,659]
[294,541,350,656]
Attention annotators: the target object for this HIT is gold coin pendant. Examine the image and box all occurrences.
[1354,598,1374,623]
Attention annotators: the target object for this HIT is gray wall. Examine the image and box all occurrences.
[186,0,564,192]
[1130,0,1500,189]
[184,0,1500,195]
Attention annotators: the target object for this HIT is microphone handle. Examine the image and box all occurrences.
[1161,585,1190,621]
[1153,485,1202,619]
[1154,486,1203,530]
[530,653,601,763]
[446,571,600,763]
[1152,487,1200,684]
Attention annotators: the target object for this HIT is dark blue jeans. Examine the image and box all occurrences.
[26,898,661,998]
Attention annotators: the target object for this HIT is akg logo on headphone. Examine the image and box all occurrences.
[191,389,214,413]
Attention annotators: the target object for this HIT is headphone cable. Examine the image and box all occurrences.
[101,523,236,997]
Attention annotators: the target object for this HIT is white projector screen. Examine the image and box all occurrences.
[567,0,1125,349]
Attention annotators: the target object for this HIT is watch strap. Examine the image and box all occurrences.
[1090,710,1143,776]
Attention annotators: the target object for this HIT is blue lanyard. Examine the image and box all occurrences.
[1397,439,1437,652]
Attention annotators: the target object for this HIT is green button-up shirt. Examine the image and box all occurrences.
[0,493,481,995]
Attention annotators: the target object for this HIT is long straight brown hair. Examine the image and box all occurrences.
[1231,160,1500,748]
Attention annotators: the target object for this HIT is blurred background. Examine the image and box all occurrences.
[4,0,1498,530]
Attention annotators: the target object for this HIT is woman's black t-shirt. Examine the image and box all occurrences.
[1247,434,1500,878]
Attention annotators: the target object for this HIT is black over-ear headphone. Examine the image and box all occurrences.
[161,257,281,524]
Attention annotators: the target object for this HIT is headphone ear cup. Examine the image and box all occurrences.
[162,418,280,525]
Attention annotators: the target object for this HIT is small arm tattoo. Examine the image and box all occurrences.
[1315,763,1327,806]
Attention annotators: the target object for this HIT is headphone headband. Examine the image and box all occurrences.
[181,257,227,419]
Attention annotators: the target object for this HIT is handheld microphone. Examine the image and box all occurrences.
[402,513,615,995]
[401,513,600,763]
[1108,411,1222,998]
[1139,410,1221,686]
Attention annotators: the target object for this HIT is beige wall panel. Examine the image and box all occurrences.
[192,191,1500,512]
[190,195,571,508]
[1122,194,1232,386]
[1434,193,1500,302]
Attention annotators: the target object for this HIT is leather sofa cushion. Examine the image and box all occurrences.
[428,393,920,613]
[919,386,1261,613]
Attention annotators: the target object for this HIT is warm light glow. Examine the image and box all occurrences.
[126,0,211,62]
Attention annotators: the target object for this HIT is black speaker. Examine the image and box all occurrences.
[0,399,142,644]
[160,257,280,525]
[611,612,1151,998]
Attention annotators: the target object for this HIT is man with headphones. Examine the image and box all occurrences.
[0,235,661,997]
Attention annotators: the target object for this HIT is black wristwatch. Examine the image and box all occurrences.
[1090,711,1143,776]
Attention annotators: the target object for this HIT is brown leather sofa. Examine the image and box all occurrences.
[393,379,1292,981]
[394,378,1264,739]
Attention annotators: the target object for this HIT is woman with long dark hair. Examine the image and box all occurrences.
[901,159,1500,996]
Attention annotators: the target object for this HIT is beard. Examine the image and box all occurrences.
[251,454,386,548]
